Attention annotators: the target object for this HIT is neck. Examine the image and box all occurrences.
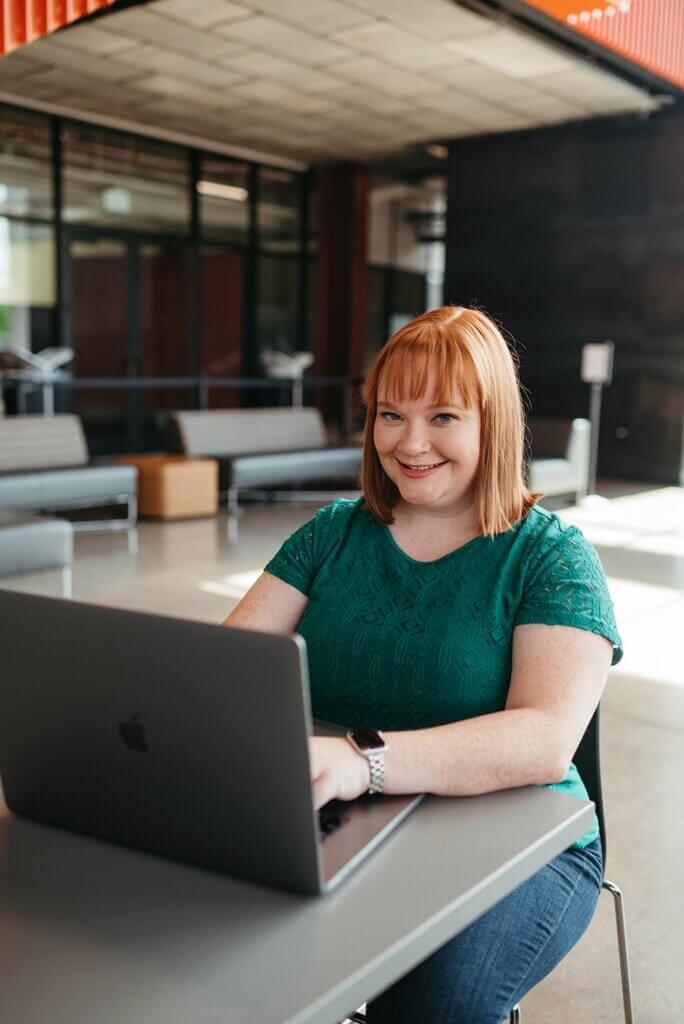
[394,495,479,533]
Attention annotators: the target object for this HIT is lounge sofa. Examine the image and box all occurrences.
[0,414,137,535]
[527,417,591,503]
[0,508,73,596]
[169,407,361,541]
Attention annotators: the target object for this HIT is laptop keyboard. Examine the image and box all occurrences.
[318,801,350,842]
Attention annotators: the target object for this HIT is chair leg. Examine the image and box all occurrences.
[227,487,239,544]
[602,880,635,1024]
[61,566,72,599]
[509,1004,521,1023]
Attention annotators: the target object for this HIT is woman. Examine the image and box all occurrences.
[225,306,622,1023]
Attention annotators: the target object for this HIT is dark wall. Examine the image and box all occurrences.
[445,105,684,485]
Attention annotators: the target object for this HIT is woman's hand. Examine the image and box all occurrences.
[309,737,370,810]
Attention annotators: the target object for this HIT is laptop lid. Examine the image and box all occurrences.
[0,590,324,895]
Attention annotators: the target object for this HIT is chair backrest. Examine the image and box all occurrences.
[0,414,88,472]
[573,707,607,875]
[528,417,574,459]
[170,407,328,458]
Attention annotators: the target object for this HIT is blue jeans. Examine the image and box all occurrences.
[366,838,603,1024]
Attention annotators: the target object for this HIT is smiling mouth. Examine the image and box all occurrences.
[397,460,447,473]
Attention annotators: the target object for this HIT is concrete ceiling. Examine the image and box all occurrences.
[0,0,662,166]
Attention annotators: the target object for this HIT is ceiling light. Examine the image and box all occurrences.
[101,186,131,215]
[197,181,248,202]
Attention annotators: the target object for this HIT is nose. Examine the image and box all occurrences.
[397,419,432,456]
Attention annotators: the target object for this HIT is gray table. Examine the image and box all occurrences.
[0,789,593,1024]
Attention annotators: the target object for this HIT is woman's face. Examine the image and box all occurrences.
[374,372,481,515]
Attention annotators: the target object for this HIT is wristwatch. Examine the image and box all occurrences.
[346,729,388,795]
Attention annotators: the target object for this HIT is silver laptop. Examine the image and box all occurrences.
[0,590,422,895]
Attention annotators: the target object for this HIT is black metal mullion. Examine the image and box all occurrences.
[242,163,259,389]
[189,149,201,402]
[127,239,143,450]
[297,170,310,355]
[52,117,66,356]
[383,266,394,343]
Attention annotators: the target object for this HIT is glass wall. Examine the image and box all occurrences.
[0,101,312,449]
[198,154,250,393]
[0,107,56,369]
[365,170,444,361]
[67,236,128,446]
[199,156,249,246]
[0,106,53,219]
[257,254,299,355]
[62,123,191,234]
[258,168,300,253]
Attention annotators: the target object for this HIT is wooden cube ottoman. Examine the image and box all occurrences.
[113,455,218,520]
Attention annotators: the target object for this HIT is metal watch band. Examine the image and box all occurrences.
[367,750,385,795]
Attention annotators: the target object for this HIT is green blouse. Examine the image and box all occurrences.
[265,498,623,848]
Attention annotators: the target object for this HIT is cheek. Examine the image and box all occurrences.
[462,431,481,468]
[373,422,391,455]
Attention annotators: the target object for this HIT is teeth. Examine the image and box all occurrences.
[404,463,441,470]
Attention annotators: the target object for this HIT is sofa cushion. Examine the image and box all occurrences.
[527,458,579,495]
[0,414,88,472]
[0,466,137,509]
[172,408,328,458]
[227,447,362,489]
[0,510,73,577]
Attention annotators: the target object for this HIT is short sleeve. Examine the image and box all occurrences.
[514,524,624,665]
[264,499,356,597]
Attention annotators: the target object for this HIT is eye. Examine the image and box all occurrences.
[433,413,459,424]
[378,410,401,421]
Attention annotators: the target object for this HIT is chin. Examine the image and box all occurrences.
[399,487,443,504]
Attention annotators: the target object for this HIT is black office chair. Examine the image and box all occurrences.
[346,708,635,1024]
[506,709,635,1024]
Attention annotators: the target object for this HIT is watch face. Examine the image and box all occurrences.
[351,729,385,752]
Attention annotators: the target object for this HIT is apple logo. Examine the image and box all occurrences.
[118,714,149,753]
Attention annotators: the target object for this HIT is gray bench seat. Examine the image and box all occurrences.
[0,415,137,535]
[0,509,73,596]
[227,446,361,489]
[170,407,361,541]
[0,465,136,510]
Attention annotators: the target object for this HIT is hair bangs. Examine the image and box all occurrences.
[374,330,481,410]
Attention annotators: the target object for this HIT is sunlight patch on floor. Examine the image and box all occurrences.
[560,487,684,557]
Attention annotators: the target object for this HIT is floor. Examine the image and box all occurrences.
[2,481,683,1023]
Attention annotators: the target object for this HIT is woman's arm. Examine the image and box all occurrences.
[383,624,612,796]
[311,624,613,808]
[223,571,308,634]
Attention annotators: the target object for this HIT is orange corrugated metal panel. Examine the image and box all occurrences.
[46,0,67,32]
[524,0,684,90]
[1,0,115,53]
[27,0,48,40]
[2,0,27,51]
